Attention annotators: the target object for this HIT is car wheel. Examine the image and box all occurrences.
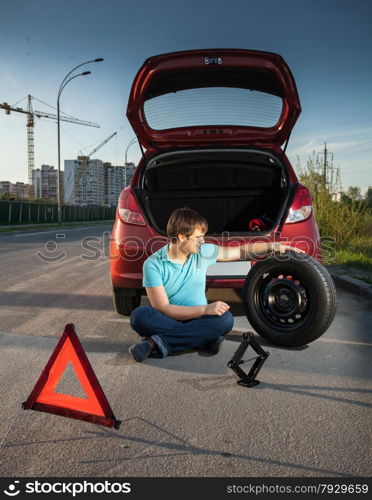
[242,251,337,347]
[113,290,141,316]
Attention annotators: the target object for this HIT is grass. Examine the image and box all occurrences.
[331,248,372,270]
[324,247,372,287]
[351,275,372,285]
[296,154,371,280]
[326,235,372,272]
[0,220,114,233]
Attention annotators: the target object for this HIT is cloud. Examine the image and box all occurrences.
[0,64,24,97]
[288,138,371,158]
[286,139,356,157]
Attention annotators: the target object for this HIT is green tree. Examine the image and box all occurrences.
[346,186,362,202]
[33,198,50,203]
[295,152,369,248]
[365,186,372,209]
[0,193,15,200]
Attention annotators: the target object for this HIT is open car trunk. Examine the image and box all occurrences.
[138,149,290,235]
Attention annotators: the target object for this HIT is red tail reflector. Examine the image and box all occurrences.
[118,188,145,225]
[286,184,312,224]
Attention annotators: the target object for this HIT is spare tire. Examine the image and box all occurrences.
[242,251,337,347]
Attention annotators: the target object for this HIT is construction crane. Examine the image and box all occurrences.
[67,132,117,205]
[0,94,100,197]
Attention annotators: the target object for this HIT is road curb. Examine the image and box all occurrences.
[327,267,372,300]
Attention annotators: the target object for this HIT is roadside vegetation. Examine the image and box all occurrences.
[0,194,52,202]
[295,153,372,275]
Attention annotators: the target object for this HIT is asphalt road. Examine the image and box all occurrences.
[0,225,371,478]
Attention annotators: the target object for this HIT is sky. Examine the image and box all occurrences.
[0,0,371,192]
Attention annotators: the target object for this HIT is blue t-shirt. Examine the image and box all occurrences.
[142,243,219,306]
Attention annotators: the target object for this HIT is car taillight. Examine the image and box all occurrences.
[285,184,313,224]
[118,188,145,225]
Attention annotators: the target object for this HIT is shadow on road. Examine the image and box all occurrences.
[0,291,112,310]
[2,417,353,477]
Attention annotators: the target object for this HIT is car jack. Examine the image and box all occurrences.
[228,332,270,387]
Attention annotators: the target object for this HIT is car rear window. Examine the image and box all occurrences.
[144,87,283,130]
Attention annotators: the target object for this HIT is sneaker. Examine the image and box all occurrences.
[129,340,152,362]
[205,336,224,355]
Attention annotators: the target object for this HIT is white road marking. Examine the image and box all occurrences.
[231,318,372,346]
[106,316,372,346]
[74,260,94,266]
[93,260,110,267]
[13,232,56,237]
[3,255,84,289]
[106,318,131,323]
[316,337,372,347]
[38,255,81,267]
[0,310,30,316]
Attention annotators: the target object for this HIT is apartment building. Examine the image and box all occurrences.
[124,162,136,188]
[13,182,29,200]
[31,164,63,202]
[64,157,105,206]
[64,158,136,207]
[0,181,12,196]
[0,181,30,199]
[104,162,136,206]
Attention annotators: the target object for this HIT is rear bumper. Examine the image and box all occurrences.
[110,219,323,292]
[207,277,245,288]
[111,273,246,293]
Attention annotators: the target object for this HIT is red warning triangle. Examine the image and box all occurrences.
[22,324,120,429]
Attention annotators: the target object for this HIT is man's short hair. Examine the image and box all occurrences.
[167,207,208,241]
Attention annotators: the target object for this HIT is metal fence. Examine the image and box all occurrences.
[0,200,116,224]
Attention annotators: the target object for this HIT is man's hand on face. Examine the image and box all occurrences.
[205,301,230,316]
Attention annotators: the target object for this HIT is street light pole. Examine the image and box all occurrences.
[57,96,61,222]
[124,137,137,188]
[57,58,104,225]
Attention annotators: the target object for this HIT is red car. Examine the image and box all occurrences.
[110,49,335,347]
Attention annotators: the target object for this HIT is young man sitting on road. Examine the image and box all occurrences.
[129,207,294,362]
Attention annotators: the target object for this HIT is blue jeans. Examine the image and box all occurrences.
[130,306,234,358]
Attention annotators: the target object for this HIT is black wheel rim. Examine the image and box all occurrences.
[254,272,311,329]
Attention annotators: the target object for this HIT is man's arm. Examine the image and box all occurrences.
[216,242,303,262]
[146,286,229,320]
[216,241,278,262]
